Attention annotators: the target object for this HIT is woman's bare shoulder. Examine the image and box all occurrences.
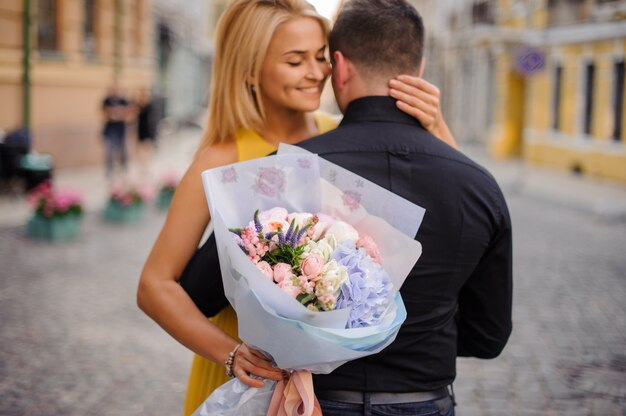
[188,140,238,175]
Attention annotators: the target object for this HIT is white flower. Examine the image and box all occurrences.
[320,260,349,295]
[310,213,336,240]
[302,235,337,262]
[325,220,359,245]
[287,212,314,230]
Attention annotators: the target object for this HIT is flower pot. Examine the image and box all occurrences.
[104,200,145,223]
[27,214,81,242]
[156,189,174,210]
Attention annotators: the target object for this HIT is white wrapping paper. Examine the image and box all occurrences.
[193,148,425,415]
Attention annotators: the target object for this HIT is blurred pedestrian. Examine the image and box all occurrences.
[102,81,129,178]
[134,87,159,178]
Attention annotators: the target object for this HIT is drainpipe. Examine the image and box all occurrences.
[114,0,122,76]
[22,0,31,129]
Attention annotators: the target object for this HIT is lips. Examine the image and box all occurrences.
[298,86,321,95]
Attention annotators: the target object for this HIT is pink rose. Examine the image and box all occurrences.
[273,263,294,284]
[256,261,274,281]
[258,207,288,223]
[300,254,325,280]
[357,233,382,264]
[278,278,301,298]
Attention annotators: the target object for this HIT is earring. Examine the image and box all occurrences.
[251,85,256,94]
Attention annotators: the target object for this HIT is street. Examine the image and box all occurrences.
[1,132,625,415]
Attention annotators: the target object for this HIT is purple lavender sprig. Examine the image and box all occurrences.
[292,223,312,245]
[284,220,296,245]
[278,228,286,245]
[253,209,263,234]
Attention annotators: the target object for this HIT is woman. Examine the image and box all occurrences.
[136,1,456,415]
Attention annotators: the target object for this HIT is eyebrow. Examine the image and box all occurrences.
[282,46,327,56]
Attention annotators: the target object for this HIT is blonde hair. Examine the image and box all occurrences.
[198,0,329,150]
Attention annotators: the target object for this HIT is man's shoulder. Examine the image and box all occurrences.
[299,121,501,193]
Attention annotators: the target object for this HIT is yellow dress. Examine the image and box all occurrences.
[183,112,338,416]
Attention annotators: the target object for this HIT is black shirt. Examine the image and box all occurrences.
[296,97,513,392]
[102,95,128,138]
[181,96,513,393]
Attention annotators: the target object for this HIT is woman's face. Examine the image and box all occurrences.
[259,17,330,114]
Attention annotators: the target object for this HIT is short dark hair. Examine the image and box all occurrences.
[330,0,424,77]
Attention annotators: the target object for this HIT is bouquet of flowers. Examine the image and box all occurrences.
[26,180,83,241]
[193,145,425,416]
[233,207,392,329]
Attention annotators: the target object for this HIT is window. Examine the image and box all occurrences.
[553,65,562,130]
[548,0,587,26]
[82,0,96,55]
[583,63,595,136]
[472,1,495,25]
[613,60,625,142]
[37,0,58,52]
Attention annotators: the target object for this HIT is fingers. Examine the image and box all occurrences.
[395,75,441,97]
[389,79,439,111]
[389,86,435,117]
[231,344,284,388]
[389,76,443,130]
[233,366,266,388]
[395,101,433,126]
[392,92,436,129]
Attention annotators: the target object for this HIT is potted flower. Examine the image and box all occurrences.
[26,180,83,241]
[156,170,180,210]
[104,181,153,223]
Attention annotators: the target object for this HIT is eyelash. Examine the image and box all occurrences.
[287,57,327,67]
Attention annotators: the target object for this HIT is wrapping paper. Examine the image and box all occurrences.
[193,147,425,416]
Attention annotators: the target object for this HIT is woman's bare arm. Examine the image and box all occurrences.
[136,142,282,387]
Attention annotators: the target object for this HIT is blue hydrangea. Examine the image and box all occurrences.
[333,243,392,328]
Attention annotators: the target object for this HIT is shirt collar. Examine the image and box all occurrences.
[339,96,424,129]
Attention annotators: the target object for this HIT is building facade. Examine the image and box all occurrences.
[152,0,209,125]
[0,0,210,169]
[425,0,626,183]
[0,0,154,168]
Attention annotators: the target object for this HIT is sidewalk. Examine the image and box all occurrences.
[1,132,625,228]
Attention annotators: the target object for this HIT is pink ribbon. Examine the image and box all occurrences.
[267,370,322,416]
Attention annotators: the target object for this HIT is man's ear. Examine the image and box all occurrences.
[332,51,352,90]
[418,57,425,78]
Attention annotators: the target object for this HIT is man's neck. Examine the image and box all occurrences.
[341,75,391,111]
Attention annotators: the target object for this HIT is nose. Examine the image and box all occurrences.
[306,58,328,81]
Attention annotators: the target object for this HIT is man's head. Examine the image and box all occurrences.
[329,0,425,112]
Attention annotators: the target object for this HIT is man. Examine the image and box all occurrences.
[101,81,129,178]
[183,0,512,414]
[293,1,513,414]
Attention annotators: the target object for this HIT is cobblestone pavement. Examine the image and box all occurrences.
[1,132,625,415]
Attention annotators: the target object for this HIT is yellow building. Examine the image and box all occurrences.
[0,0,154,168]
[432,0,625,183]
[489,0,626,183]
